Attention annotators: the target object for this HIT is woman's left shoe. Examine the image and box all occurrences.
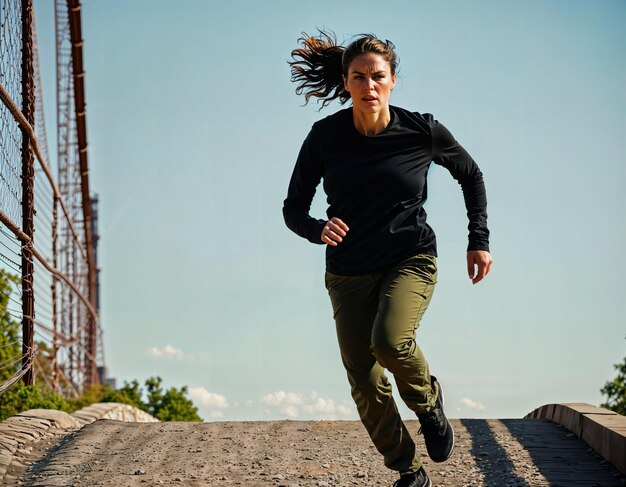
[417,375,455,462]
[392,467,432,487]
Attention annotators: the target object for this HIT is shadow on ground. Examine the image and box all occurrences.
[459,419,530,487]
[502,418,623,487]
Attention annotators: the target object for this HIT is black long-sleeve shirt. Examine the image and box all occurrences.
[283,105,489,276]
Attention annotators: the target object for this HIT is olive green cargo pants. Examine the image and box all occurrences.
[324,254,440,474]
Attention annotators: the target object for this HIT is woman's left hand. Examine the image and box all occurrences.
[467,250,493,285]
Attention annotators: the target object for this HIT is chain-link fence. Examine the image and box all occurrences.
[0,0,101,397]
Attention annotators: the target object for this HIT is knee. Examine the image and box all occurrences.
[371,331,415,369]
[346,364,392,397]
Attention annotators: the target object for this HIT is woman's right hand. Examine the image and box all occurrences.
[321,217,349,246]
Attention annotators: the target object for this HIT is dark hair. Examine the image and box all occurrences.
[289,30,398,109]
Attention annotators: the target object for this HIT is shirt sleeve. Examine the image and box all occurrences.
[429,116,490,252]
[282,128,326,244]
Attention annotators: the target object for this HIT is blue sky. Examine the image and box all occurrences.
[33,0,626,421]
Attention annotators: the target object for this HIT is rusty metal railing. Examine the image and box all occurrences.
[0,0,101,396]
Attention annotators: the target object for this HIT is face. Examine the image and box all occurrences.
[343,52,396,114]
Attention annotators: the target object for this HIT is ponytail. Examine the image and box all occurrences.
[289,31,349,109]
[289,30,400,109]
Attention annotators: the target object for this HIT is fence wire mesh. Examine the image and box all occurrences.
[0,0,24,228]
[0,0,101,397]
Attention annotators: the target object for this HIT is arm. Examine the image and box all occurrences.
[282,129,327,244]
[430,117,492,284]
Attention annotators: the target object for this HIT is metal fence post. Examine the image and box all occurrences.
[21,0,35,386]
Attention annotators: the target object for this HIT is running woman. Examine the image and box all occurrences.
[283,31,492,487]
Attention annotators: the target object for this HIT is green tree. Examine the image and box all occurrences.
[144,376,201,422]
[66,384,108,411]
[601,354,626,415]
[101,379,147,410]
[0,269,72,421]
[0,381,70,421]
[95,376,202,421]
[0,269,22,384]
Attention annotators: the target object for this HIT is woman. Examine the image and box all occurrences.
[283,31,492,487]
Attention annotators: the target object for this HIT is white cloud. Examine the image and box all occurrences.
[303,397,337,415]
[337,404,353,415]
[188,387,229,410]
[262,391,307,408]
[260,391,356,420]
[209,410,224,419]
[146,345,185,360]
[282,406,300,418]
[145,346,209,363]
[460,397,486,411]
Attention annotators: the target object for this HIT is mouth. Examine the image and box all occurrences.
[362,96,378,103]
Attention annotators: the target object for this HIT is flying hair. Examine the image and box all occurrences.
[289,30,399,109]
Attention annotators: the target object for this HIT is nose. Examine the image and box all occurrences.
[363,77,376,91]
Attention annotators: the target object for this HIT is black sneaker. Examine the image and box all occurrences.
[392,467,432,487]
[417,375,454,462]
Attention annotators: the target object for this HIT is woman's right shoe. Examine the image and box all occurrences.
[392,467,432,487]
[417,375,455,462]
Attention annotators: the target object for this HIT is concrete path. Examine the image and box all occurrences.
[3,418,625,487]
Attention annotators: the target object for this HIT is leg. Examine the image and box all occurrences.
[325,272,422,473]
[371,254,439,414]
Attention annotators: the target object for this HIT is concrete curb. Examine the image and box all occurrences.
[526,402,626,476]
[0,403,158,484]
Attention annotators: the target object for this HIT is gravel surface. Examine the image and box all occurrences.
[4,419,625,487]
